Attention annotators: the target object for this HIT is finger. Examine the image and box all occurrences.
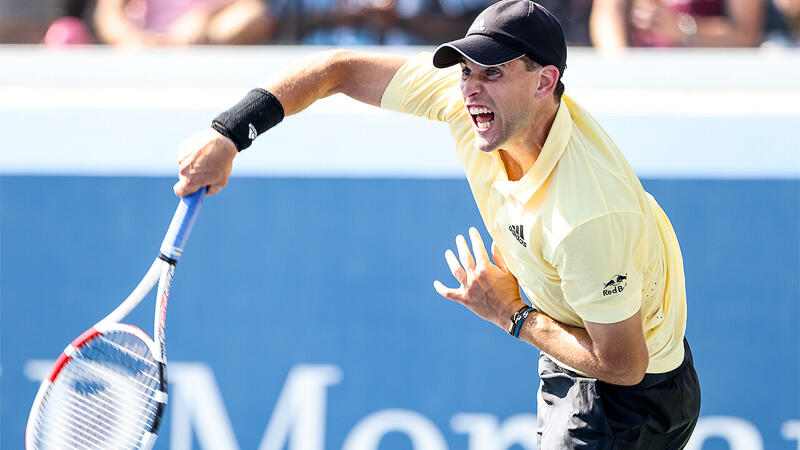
[174,179,203,197]
[173,180,186,197]
[177,156,214,193]
[206,175,227,196]
[491,241,508,272]
[444,249,467,284]
[433,280,461,302]
[174,158,208,196]
[455,234,475,271]
[468,227,490,268]
[178,170,199,194]
[207,184,222,196]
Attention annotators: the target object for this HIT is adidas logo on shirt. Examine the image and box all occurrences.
[508,224,527,247]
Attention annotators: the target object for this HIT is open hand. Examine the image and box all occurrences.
[433,227,527,330]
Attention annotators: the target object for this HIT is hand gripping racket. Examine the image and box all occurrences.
[25,189,206,450]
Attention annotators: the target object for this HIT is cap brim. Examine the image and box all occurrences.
[432,34,524,68]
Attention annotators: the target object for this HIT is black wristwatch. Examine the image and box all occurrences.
[508,305,536,338]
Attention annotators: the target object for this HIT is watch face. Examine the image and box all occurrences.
[508,311,521,334]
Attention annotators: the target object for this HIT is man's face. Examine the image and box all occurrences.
[459,58,542,153]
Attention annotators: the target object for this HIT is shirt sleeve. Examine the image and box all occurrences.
[380,52,465,125]
[553,213,646,324]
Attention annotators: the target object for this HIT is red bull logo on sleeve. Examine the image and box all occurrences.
[602,274,628,296]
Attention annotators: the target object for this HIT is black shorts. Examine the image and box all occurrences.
[537,339,701,449]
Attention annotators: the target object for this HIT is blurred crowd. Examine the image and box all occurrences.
[0,0,797,47]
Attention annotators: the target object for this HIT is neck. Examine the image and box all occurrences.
[498,100,559,182]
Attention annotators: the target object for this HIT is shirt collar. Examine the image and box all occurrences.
[493,98,572,203]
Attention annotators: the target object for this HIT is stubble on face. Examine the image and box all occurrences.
[460,59,541,155]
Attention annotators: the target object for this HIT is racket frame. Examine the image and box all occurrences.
[25,189,205,450]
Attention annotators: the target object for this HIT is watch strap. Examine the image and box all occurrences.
[508,305,535,337]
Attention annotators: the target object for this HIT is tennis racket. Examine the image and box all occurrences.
[25,188,206,450]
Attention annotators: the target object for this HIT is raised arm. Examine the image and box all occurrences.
[173,49,407,196]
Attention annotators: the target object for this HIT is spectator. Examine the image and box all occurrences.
[537,0,594,45]
[93,0,275,46]
[590,0,766,50]
[762,0,797,45]
[1,0,70,44]
[273,0,492,45]
[277,0,410,45]
[42,16,94,45]
[399,0,496,44]
[773,0,800,41]
[42,0,94,46]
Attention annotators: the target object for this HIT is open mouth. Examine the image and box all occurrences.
[468,106,494,131]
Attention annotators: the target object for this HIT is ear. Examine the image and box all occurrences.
[534,66,559,99]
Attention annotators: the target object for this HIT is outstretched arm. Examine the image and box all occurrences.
[263,49,407,113]
[173,49,407,196]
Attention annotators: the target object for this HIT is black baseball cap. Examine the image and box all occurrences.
[432,0,567,78]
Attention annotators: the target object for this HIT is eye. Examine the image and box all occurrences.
[485,68,501,77]
[461,66,472,78]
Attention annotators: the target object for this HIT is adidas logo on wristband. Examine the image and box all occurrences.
[248,123,257,141]
[212,88,284,151]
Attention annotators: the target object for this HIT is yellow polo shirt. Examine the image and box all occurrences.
[381,53,687,374]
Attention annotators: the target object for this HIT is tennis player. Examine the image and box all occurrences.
[174,1,701,447]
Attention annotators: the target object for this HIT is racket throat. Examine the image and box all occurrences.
[158,252,178,265]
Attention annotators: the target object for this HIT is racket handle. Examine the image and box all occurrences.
[159,188,206,262]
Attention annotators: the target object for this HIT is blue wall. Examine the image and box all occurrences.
[2,176,798,449]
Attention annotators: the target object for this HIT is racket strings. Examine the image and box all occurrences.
[51,366,158,438]
[75,340,162,394]
[59,359,161,427]
[33,363,159,448]
[41,390,146,450]
[33,375,155,450]
[74,333,163,404]
[32,393,110,449]
[92,334,160,377]
[44,373,140,435]
[33,374,157,449]
[33,392,141,450]
[97,335,159,368]
[29,331,164,450]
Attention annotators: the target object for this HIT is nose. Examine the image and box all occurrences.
[461,75,482,99]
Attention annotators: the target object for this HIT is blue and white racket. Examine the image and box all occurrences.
[25,189,206,450]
